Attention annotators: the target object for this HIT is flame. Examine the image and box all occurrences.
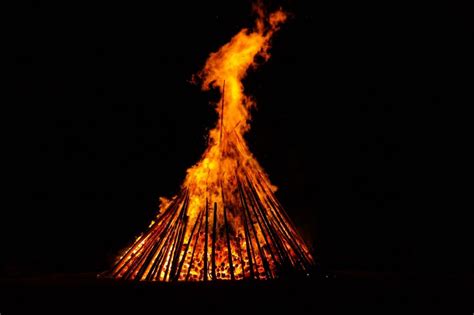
[184,8,286,230]
[107,6,314,282]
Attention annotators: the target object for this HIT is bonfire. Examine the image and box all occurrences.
[105,5,314,282]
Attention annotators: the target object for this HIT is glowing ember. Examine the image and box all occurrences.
[106,5,313,281]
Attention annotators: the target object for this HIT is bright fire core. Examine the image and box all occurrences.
[107,7,314,281]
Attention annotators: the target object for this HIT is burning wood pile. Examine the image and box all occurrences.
[105,5,314,282]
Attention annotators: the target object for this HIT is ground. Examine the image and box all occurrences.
[1,271,472,314]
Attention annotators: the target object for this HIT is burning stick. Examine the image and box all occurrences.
[223,205,235,280]
[203,198,209,281]
[220,80,226,147]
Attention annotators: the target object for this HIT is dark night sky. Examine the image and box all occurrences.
[7,0,473,276]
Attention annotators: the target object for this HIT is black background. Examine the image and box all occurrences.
[8,0,473,279]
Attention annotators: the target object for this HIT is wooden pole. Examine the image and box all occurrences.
[238,181,256,280]
[174,208,204,281]
[211,202,218,280]
[224,206,235,280]
[220,80,226,146]
[185,211,205,281]
[203,198,209,281]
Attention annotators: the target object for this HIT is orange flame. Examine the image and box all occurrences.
[184,8,287,223]
[107,6,313,282]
